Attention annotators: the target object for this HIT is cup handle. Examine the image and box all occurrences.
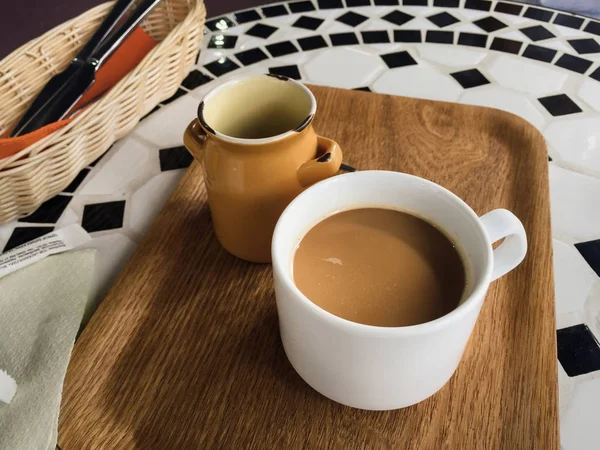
[479,209,528,282]
[297,136,343,187]
[183,119,206,161]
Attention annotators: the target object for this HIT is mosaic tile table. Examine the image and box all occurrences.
[2,1,600,448]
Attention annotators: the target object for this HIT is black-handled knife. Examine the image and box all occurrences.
[11,0,161,137]
[10,0,136,137]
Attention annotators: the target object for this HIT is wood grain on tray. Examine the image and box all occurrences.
[58,86,558,449]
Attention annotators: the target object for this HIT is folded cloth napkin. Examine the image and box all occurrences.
[0,26,156,159]
[0,249,95,450]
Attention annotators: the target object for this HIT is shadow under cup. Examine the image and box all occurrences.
[199,74,315,140]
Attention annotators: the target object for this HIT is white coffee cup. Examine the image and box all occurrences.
[271,170,527,410]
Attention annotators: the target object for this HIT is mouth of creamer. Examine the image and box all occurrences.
[198,74,316,141]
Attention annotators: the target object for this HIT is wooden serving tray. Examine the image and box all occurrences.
[58,86,558,449]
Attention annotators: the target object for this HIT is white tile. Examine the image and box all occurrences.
[363,42,400,54]
[459,87,546,130]
[129,170,185,237]
[497,14,530,26]
[561,377,600,450]
[234,35,267,51]
[545,116,600,175]
[558,363,576,418]
[554,24,588,38]
[553,239,598,315]
[55,207,79,228]
[372,65,462,102]
[404,16,437,30]
[578,78,600,112]
[79,233,137,325]
[132,95,199,149]
[320,21,355,34]
[457,9,490,21]
[452,22,487,34]
[542,40,573,53]
[418,44,487,67]
[303,47,385,88]
[312,8,347,20]
[79,138,154,196]
[495,29,529,41]
[488,54,568,96]
[360,19,396,31]
[276,26,317,40]
[200,49,227,63]
[549,165,600,243]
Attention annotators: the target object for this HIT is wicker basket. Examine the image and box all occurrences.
[0,0,205,223]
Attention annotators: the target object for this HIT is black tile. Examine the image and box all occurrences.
[353,86,371,91]
[19,195,71,224]
[591,67,600,82]
[161,88,187,105]
[374,0,398,5]
[464,0,491,12]
[520,25,554,41]
[330,32,359,46]
[3,227,54,253]
[490,37,522,55]
[181,70,213,90]
[426,30,454,44]
[289,0,315,13]
[82,201,126,233]
[557,324,600,377]
[269,65,302,80]
[246,23,278,39]
[538,94,582,116]
[205,17,236,32]
[346,0,371,5]
[568,38,600,55]
[524,7,553,22]
[584,21,600,37]
[361,30,389,43]
[555,54,593,74]
[204,57,240,77]
[234,48,269,66]
[433,0,459,6]
[293,15,324,30]
[266,41,299,57]
[380,51,418,68]
[403,0,426,4]
[336,11,368,27]
[575,239,600,277]
[522,44,556,63]
[63,168,90,193]
[458,32,487,48]
[317,0,343,8]
[394,30,422,43]
[494,2,522,15]
[553,13,584,30]
[474,17,507,33]
[451,69,490,89]
[262,4,289,17]
[207,34,238,49]
[233,9,261,24]
[159,146,194,172]
[428,12,460,28]
[298,35,328,51]
[382,10,414,26]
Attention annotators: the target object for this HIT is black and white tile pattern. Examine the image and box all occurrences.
[2,2,600,447]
